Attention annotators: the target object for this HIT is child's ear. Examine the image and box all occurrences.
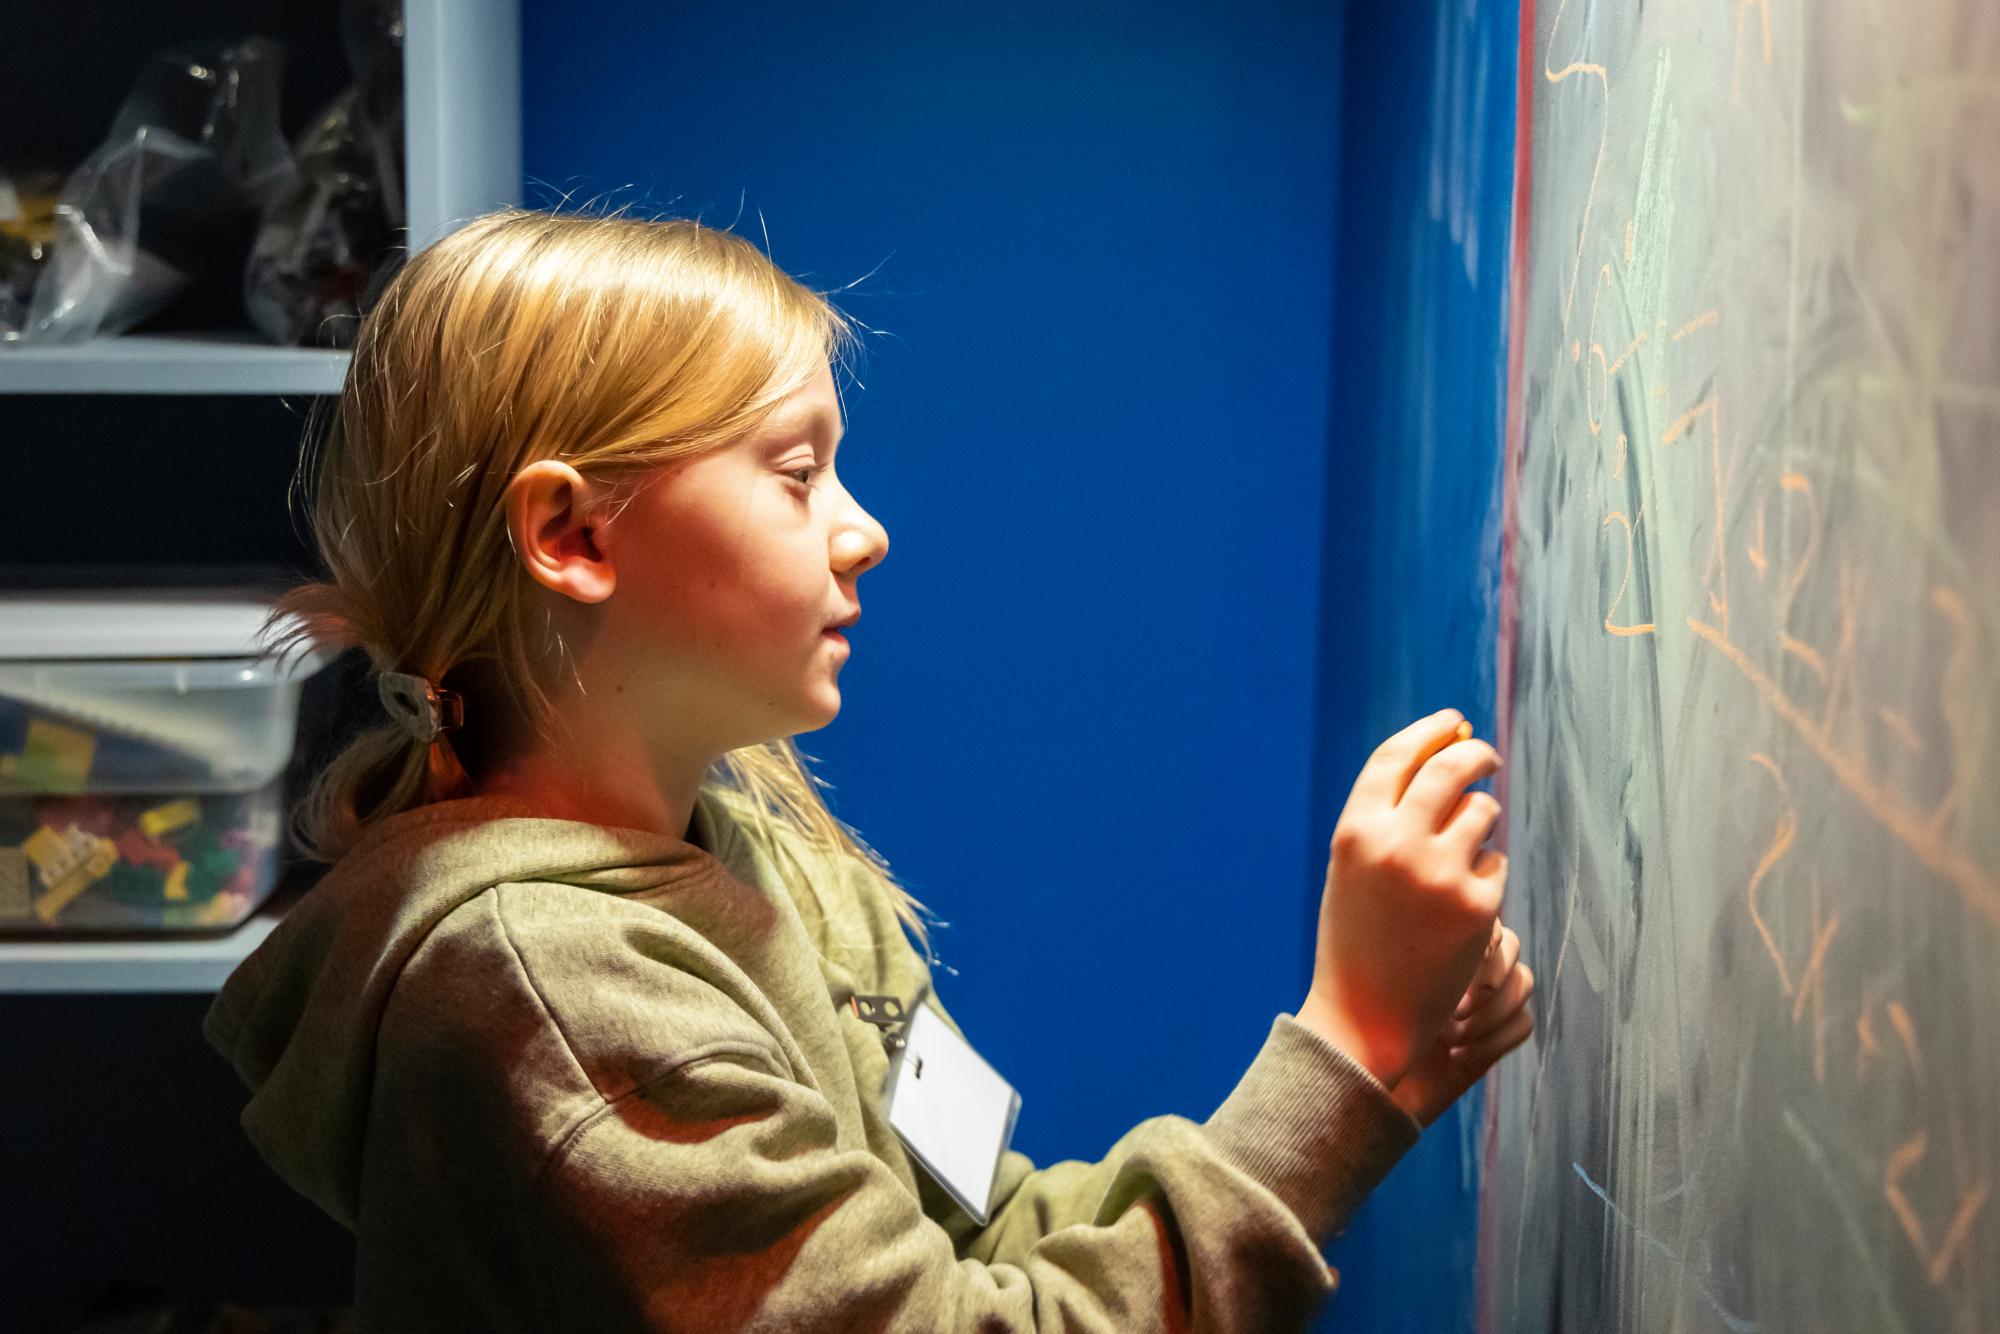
[504,460,616,604]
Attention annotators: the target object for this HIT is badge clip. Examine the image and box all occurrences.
[850,993,911,1051]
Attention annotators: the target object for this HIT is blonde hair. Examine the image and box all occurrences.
[262,206,933,958]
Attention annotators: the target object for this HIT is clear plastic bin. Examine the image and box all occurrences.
[0,589,327,935]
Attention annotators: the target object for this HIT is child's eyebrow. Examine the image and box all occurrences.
[812,409,847,454]
[762,412,843,458]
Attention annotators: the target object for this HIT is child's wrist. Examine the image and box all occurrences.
[1294,992,1409,1089]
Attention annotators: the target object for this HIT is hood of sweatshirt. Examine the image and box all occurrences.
[201,790,756,1231]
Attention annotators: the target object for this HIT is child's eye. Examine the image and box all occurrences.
[786,466,819,488]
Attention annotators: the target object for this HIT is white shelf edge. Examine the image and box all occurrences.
[0,333,349,396]
[0,900,284,993]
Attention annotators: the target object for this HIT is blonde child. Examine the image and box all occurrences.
[205,207,1533,1331]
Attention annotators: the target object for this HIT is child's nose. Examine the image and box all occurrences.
[832,493,889,572]
[833,514,888,573]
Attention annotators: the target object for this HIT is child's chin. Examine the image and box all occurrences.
[792,687,843,733]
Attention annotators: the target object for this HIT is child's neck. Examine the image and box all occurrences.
[474,742,704,845]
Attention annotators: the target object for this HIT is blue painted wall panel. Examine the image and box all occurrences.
[1317,1,1518,1330]
[524,0,1348,1166]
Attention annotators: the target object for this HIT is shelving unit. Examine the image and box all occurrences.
[0,5,518,1326]
[0,899,284,993]
[1,0,520,999]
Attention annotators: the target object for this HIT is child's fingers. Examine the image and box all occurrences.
[1457,964,1535,1042]
[1452,1005,1534,1066]
[1456,924,1517,1017]
[1464,924,1520,996]
[1402,740,1504,828]
[1348,709,1467,808]
[1486,925,1520,985]
[1439,787,1503,855]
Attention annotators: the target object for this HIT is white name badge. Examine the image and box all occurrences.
[883,1003,1022,1225]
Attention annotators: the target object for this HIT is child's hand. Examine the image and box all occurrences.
[1391,921,1535,1127]
[1297,709,1507,1089]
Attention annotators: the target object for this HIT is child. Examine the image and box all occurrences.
[205,207,1533,1331]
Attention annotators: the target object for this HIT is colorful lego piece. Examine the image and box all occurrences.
[26,823,118,922]
[17,718,95,792]
[139,797,201,839]
[117,825,181,872]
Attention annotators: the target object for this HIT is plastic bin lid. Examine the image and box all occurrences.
[0,587,316,662]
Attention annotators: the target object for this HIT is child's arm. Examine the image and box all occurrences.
[916,990,1417,1279]
[820,819,1422,1286]
[525,1005,1415,1331]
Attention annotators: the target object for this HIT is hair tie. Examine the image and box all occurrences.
[377,670,465,744]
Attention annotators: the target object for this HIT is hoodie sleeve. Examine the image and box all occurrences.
[524,1009,1418,1332]
[947,1014,1418,1278]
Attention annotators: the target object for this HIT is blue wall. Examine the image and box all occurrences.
[524,0,1347,1147]
[523,2,1514,1327]
[1317,1,1519,1329]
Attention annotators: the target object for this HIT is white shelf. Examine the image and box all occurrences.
[0,332,349,396]
[0,899,285,994]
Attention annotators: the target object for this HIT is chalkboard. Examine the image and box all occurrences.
[1485,1,2000,1330]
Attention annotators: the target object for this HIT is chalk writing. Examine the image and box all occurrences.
[1487,1,2000,1329]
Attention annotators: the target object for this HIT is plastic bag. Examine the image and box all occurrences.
[243,0,406,348]
[344,0,407,230]
[10,37,292,346]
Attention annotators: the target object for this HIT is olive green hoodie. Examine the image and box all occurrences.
[204,786,1419,1331]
